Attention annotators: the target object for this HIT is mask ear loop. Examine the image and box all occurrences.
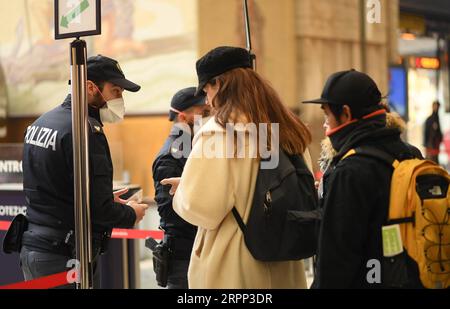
[91,82,108,106]
[170,107,186,117]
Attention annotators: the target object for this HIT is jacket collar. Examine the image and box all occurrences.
[62,94,103,126]
[330,114,401,164]
[170,122,192,138]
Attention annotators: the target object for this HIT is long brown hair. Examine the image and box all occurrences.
[210,68,311,155]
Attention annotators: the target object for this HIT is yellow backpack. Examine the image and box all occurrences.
[343,147,450,289]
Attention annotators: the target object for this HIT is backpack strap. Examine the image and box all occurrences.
[232,207,246,233]
[341,146,400,169]
[287,209,323,222]
[386,216,415,225]
[341,146,416,225]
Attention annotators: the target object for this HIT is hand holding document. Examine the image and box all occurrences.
[113,187,129,204]
[122,189,148,225]
[126,189,144,204]
[113,188,145,206]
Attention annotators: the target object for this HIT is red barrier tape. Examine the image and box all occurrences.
[111,228,164,240]
[0,220,11,231]
[0,271,70,289]
[0,220,163,240]
[0,220,163,289]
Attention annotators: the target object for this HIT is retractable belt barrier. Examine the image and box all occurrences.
[0,220,164,289]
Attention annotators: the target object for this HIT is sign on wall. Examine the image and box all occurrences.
[0,144,23,184]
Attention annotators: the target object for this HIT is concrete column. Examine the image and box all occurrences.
[296,0,399,169]
[198,0,298,108]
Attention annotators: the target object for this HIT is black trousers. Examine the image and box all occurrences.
[167,259,189,289]
[20,245,101,289]
[19,227,102,290]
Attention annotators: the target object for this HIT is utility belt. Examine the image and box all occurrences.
[22,224,75,257]
[2,215,111,257]
[163,235,194,260]
[144,235,194,288]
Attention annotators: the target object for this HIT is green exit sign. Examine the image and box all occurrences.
[54,0,101,40]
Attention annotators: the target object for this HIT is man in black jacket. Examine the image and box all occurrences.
[303,69,420,288]
[152,87,208,289]
[20,55,148,288]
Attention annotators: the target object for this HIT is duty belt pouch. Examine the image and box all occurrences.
[2,214,28,254]
[146,237,170,288]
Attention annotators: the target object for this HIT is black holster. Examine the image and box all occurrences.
[98,230,112,255]
[145,237,170,288]
[2,214,28,254]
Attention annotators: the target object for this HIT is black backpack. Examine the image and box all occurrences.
[232,150,320,261]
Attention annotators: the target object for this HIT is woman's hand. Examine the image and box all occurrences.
[160,177,181,195]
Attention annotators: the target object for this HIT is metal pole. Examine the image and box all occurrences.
[243,0,256,70]
[359,0,367,72]
[70,39,93,289]
[243,0,252,52]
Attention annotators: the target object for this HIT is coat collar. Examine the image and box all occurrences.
[61,94,103,126]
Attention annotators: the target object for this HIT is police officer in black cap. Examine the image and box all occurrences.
[20,55,149,288]
[151,87,209,289]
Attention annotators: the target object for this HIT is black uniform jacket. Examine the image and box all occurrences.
[23,95,136,233]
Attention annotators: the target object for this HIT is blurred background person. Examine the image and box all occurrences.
[424,101,443,164]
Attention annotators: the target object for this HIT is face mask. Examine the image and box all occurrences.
[91,83,125,124]
[100,97,125,124]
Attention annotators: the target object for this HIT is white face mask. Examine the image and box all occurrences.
[99,98,125,124]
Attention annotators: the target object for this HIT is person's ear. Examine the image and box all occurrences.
[340,105,353,123]
[178,112,187,122]
[87,81,97,97]
[214,79,221,91]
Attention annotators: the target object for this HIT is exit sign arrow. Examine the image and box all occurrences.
[60,0,90,28]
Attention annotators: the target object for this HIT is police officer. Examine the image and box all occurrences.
[20,55,148,288]
[152,87,209,289]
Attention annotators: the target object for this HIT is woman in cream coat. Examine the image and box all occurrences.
[162,47,313,289]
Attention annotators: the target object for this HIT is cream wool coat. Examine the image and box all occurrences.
[173,117,309,289]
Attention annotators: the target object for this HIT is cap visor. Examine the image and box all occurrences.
[195,81,207,96]
[169,111,177,121]
[192,96,206,106]
[110,78,141,92]
[302,98,331,104]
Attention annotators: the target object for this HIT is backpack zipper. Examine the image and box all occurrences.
[264,191,272,215]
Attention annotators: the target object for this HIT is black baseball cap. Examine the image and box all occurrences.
[87,55,141,92]
[302,69,381,108]
[195,46,253,95]
[169,87,206,121]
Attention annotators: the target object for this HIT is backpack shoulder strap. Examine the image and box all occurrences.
[342,146,400,169]
[232,207,246,233]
